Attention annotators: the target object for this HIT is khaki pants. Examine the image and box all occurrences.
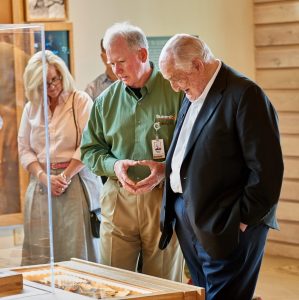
[99,178,183,281]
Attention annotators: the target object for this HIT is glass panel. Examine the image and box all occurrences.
[0,24,54,293]
[0,23,101,299]
[0,31,20,216]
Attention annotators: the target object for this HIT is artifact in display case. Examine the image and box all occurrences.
[8,258,205,300]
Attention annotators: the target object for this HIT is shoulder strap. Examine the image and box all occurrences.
[72,91,79,149]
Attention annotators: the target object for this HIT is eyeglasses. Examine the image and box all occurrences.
[47,76,62,87]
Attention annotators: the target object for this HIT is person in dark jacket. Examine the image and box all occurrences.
[158,33,284,300]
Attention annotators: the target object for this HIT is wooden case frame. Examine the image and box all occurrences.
[8,259,205,300]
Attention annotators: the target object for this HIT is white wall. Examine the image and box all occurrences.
[68,0,255,90]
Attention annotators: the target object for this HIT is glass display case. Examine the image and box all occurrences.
[0,24,204,300]
[8,259,205,299]
[0,22,55,293]
[0,24,37,227]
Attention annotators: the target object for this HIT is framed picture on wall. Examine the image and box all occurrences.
[33,22,74,74]
[25,0,69,22]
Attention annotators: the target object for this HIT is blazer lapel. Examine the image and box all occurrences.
[183,64,228,161]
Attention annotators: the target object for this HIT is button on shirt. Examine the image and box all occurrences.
[170,60,221,193]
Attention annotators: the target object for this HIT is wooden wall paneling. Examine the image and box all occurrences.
[283,157,299,179]
[255,23,299,46]
[12,0,25,23]
[254,1,299,24]
[277,200,299,222]
[280,179,299,201]
[0,0,13,23]
[256,69,299,89]
[268,221,299,244]
[266,90,299,112]
[255,45,299,69]
[278,112,299,134]
[265,240,299,259]
[281,135,299,157]
[254,0,299,259]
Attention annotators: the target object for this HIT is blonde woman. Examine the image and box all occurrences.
[18,50,101,265]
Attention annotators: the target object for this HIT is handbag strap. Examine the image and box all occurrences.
[71,91,79,149]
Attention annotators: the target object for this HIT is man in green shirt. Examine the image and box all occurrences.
[81,22,183,281]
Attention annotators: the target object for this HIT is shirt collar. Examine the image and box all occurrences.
[143,61,158,94]
[47,91,72,106]
[124,61,157,97]
[193,59,222,103]
[60,91,72,103]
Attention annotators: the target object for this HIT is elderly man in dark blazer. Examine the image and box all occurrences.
[158,34,284,300]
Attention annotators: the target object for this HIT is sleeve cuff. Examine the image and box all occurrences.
[103,157,118,177]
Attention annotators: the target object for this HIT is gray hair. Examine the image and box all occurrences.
[159,34,215,71]
[23,50,75,104]
[103,22,149,51]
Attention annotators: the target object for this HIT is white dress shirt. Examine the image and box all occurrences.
[170,60,221,193]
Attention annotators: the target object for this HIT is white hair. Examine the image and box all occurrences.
[103,22,148,51]
[159,34,215,71]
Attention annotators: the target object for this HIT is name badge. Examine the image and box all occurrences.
[152,139,165,159]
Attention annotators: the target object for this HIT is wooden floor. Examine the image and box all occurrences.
[254,254,299,300]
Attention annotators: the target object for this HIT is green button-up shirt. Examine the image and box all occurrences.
[81,64,183,182]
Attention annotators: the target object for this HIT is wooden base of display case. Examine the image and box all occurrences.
[0,271,23,296]
[2,258,205,299]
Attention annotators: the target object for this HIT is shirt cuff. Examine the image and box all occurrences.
[103,157,118,177]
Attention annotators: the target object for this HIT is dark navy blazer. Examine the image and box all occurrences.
[159,63,284,259]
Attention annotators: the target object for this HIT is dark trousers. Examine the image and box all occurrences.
[174,195,269,300]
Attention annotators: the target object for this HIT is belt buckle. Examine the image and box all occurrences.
[51,162,66,170]
[51,162,67,169]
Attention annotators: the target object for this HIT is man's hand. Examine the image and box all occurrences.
[134,160,165,194]
[114,159,138,193]
[240,222,248,232]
